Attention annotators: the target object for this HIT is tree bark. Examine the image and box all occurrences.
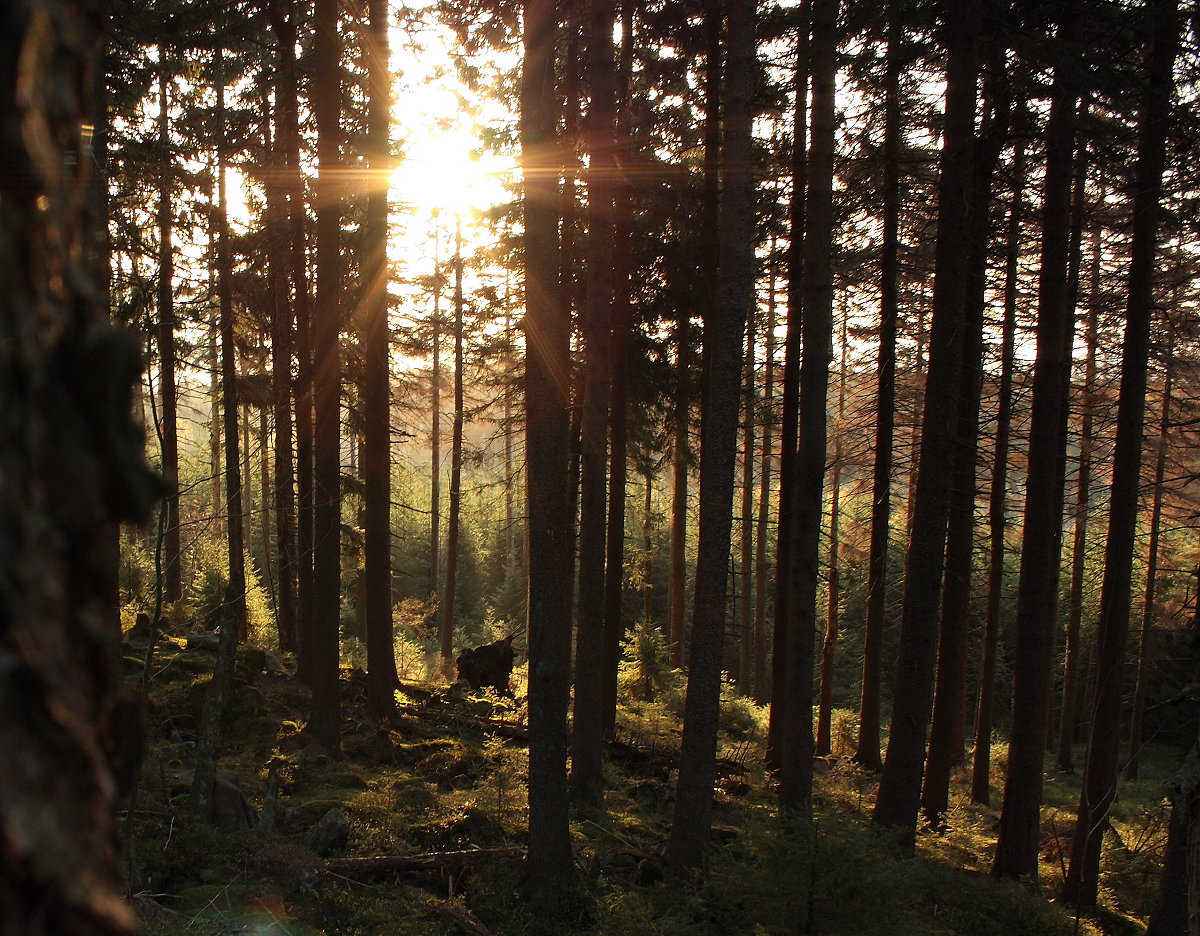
[753,267,776,702]
[601,1,635,738]
[444,219,465,682]
[854,13,900,773]
[767,13,809,765]
[816,323,846,757]
[668,0,756,867]
[520,0,575,908]
[570,0,618,805]
[971,135,1025,805]
[872,0,981,847]
[922,44,1009,825]
[992,9,1082,880]
[156,44,182,608]
[0,0,157,927]
[308,0,343,754]
[1061,1,1179,903]
[1057,191,1102,771]
[1126,330,1172,780]
[363,0,398,717]
[739,308,756,692]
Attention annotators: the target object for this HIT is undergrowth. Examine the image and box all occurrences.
[121,628,1173,936]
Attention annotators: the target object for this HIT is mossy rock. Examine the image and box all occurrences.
[236,645,268,681]
[394,738,458,767]
[293,797,352,825]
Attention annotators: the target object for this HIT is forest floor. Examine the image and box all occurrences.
[122,635,1176,936]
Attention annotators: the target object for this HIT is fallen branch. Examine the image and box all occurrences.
[425,900,494,936]
[325,846,527,878]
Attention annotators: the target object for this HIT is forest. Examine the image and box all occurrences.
[3,0,1200,932]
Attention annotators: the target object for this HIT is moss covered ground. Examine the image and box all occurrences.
[122,638,1175,936]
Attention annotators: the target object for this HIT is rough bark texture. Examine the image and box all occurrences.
[1061,0,1178,903]
[363,0,398,717]
[873,0,981,847]
[668,0,755,868]
[752,274,776,702]
[521,0,575,908]
[0,0,159,929]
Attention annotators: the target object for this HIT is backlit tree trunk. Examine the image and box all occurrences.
[0,0,158,927]
[1062,1,1179,902]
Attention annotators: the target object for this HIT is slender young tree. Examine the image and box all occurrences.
[267,0,314,683]
[432,219,445,666]
[522,0,575,906]
[1061,0,1179,902]
[971,135,1025,805]
[1127,326,1173,779]
[443,218,465,676]
[816,322,847,757]
[362,0,398,717]
[854,9,900,772]
[156,39,182,608]
[1057,191,1102,773]
[307,0,343,754]
[739,308,757,691]
[922,40,1009,824]
[752,266,777,700]
[601,0,635,738]
[668,0,756,867]
[873,0,982,846]
[779,0,836,813]
[993,7,1082,879]
[767,14,809,764]
[571,0,618,805]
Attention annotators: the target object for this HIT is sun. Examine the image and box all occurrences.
[389,121,511,220]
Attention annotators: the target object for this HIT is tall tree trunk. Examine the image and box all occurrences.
[816,322,846,757]
[1057,194,1102,773]
[209,323,222,524]
[193,50,248,816]
[0,0,158,926]
[922,46,1009,825]
[971,135,1025,805]
[992,8,1082,880]
[753,266,776,701]
[1063,0,1180,845]
[601,1,635,738]
[668,363,689,667]
[739,308,756,692]
[854,13,900,772]
[767,14,809,764]
[872,0,981,847]
[363,0,397,717]
[156,47,182,608]
[308,0,343,754]
[668,0,756,867]
[1127,329,1173,780]
[520,0,574,907]
[778,0,836,814]
[444,219,465,677]
[432,222,444,666]
[268,0,314,684]
[267,83,298,656]
[570,0,617,805]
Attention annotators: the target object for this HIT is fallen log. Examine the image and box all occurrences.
[325,846,527,878]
